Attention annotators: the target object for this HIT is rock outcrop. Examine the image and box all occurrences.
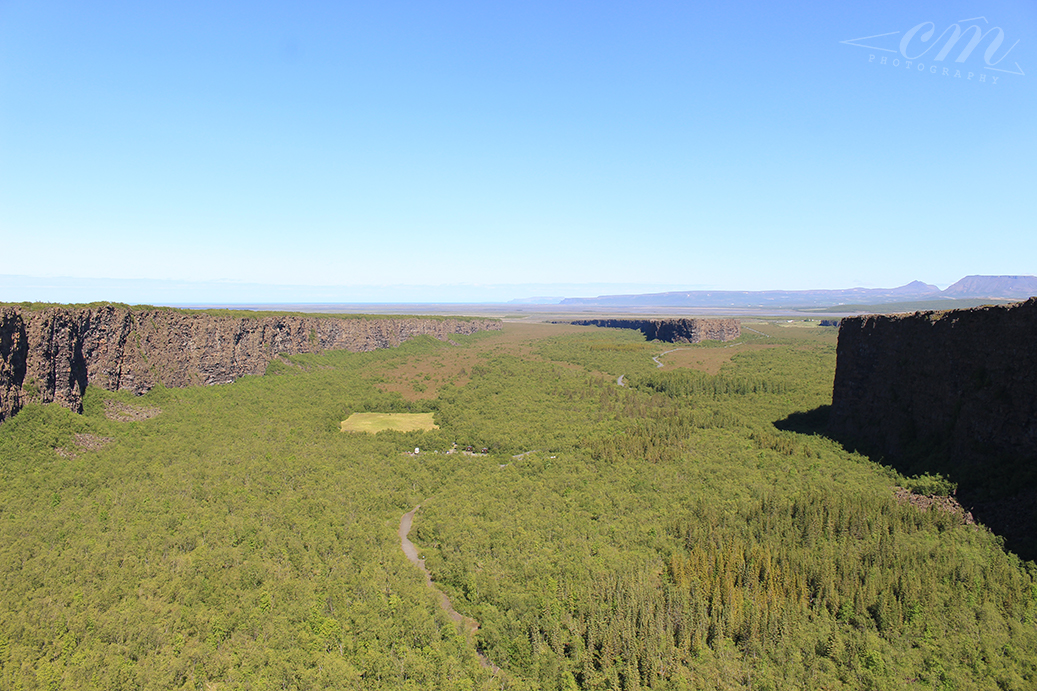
[829,298,1037,557]
[0,304,501,423]
[568,318,740,343]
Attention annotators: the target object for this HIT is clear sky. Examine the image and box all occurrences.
[1,0,1034,302]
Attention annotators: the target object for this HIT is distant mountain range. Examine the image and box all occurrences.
[559,276,1037,308]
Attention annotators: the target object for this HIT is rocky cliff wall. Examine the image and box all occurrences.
[0,305,501,423]
[829,298,1037,472]
[828,299,1037,557]
[569,318,741,343]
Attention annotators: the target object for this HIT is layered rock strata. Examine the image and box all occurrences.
[0,304,501,422]
[569,318,740,343]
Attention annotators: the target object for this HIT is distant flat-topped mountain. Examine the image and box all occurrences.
[559,276,1036,308]
[941,275,1037,299]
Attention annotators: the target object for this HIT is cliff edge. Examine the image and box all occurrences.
[0,304,501,423]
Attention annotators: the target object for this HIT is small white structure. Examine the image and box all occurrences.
[414,447,420,454]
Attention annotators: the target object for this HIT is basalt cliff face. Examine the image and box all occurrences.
[830,299,1037,468]
[570,318,740,343]
[829,299,1037,556]
[0,305,501,423]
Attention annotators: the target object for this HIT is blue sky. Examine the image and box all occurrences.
[1,0,1034,303]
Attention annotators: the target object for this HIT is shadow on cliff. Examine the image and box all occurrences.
[774,406,1037,563]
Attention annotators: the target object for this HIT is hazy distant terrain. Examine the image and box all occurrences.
[6,275,1035,316]
[559,275,1037,309]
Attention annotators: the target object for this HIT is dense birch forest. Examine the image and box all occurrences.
[0,320,1034,689]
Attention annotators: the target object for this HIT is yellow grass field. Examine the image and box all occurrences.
[339,412,439,433]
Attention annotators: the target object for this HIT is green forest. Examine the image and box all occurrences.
[0,320,1034,690]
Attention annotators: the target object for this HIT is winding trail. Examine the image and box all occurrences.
[651,347,686,368]
[652,340,751,368]
[621,339,757,385]
[615,326,772,387]
[399,506,498,672]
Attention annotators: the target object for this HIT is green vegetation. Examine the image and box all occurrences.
[341,412,439,433]
[0,323,1034,689]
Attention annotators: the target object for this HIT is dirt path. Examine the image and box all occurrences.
[652,341,748,367]
[652,347,684,368]
[399,506,498,672]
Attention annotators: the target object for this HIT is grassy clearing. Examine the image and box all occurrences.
[340,412,438,433]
